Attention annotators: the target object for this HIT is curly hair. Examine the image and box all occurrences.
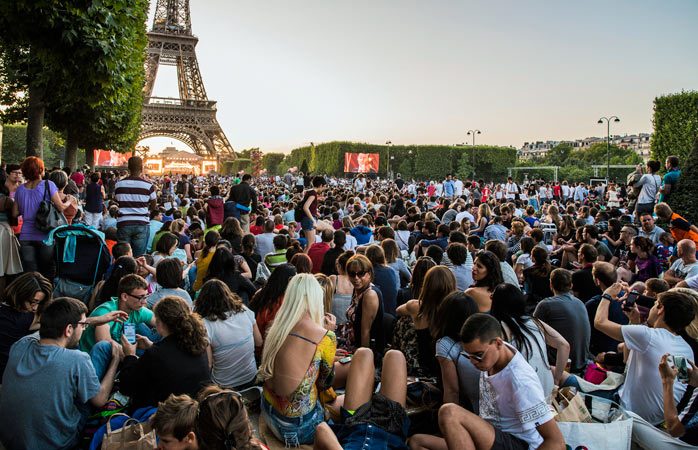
[194,279,244,321]
[154,297,207,356]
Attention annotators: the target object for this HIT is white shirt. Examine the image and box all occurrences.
[435,183,444,196]
[620,325,693,425]
[561,185,570,196]
[454,180,464,196]
[455,211,475,223]
[636,174,662,204]
[479,344,553,448]
[344,234,358,251]
[505,182,519,199]
[668,259,698,280]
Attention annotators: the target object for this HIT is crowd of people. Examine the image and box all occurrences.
[0,152,697,449]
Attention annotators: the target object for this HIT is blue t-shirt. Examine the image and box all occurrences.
[0,335,100,450]
[660,169,680,203]
[350,225,373,245]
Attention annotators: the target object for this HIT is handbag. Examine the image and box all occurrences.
[556,393,633,450]
[35,181,68,233]
[54,278,93,304]
[551,387,592,423]
[101,413,157,449]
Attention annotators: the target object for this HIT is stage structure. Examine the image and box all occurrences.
[139,0,235,159]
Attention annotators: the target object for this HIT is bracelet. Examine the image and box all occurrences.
[602,293,614,301]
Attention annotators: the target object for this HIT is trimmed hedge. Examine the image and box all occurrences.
[670,136,698,224]
[651,91,698,163]
[283,141,517,181]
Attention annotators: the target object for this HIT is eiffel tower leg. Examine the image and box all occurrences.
[143,52,160,98]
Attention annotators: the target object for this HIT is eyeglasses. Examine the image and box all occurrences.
[27,298,42,307]
[347,270,366,278]
[126,292,148,301]
[460,339,496,362]
[10,171,22,176]
[72,321,90,330]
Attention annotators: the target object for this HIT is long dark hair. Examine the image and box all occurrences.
[154,296,207,356]
[249,264,296,313]
[205,248,239,282]
[194,279,244,321]
[473,251,503,292]
[432,291,479,341]
[410,256,436,299]
[490,283,546,359]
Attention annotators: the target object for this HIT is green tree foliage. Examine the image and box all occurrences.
[0,0,148,165]
[262,152,286,175]
[0,124,81,168]
[669,136,698,224]
[651,91,698,164]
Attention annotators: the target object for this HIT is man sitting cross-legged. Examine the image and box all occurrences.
[0,298,126,450]
[409,314,565,450]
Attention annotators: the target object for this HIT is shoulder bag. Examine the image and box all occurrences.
[35,181,68,233]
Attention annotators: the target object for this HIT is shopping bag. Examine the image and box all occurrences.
[556,393,632,450]
[551,387,592,423]
[101,414,156,449]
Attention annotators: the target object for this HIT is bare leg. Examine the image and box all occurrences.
[332,360,351,389]
[304,229,316,252]
[439,403,496,450]
[379,349,407,407]
[313,422,343,450]
[409,434,448,450]
[343,347,375,412]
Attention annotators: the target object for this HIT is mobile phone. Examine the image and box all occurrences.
[124,323,136,344]
[339,356,353,364]
[675,356,690,382]
[624,290,638,312]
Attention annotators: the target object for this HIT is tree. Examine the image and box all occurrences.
[300,159,309,174]
[262,152,286,175]
[670,136,698,224]
[651,91,698,163]
[0,0,148,164]
[548,143,572,166]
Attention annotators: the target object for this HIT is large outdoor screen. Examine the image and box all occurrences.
[94,150,129,167]
[344,153,379,173]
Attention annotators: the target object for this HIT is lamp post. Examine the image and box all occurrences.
[467,130,481,180]
[597,116,620,180]
[385,140,392,179]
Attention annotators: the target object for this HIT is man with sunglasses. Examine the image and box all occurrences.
[434,313,564,450]
[79,274,156,378]
[0,298,126,450]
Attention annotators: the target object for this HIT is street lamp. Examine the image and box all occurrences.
[466,130,481,180]
[385,140,392,179]
[597,116,620,180]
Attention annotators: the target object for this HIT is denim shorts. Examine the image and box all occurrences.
[260,397,325,446]
[300,216,315,231]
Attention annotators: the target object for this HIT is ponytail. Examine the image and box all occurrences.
[154,296,207,356]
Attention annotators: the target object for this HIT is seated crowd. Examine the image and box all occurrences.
[0,155,697,449]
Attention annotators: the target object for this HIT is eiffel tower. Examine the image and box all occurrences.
[139,0,235,158]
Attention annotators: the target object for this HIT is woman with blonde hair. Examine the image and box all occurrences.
[543,204,562,229]
[381,238,411,288]
[258,273,336,446]
[314,273,334,315]
[471,203,491,236]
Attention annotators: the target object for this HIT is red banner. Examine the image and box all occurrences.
[344,153,379,173]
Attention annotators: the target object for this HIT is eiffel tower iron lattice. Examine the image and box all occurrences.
[139,0,235,158]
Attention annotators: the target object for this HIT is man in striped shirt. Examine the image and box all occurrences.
[115,156,156,257]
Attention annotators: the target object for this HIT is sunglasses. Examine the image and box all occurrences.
[347,270,367,278]
[126,293,148,301]
[460,339,496,362]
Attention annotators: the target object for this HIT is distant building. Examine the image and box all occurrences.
[518,133,651,162]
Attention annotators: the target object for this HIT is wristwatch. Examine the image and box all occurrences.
[602,293,614,301]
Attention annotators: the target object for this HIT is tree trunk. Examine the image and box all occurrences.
[26,81,46,159]
[65,127,79,170]
[85,147,95,169]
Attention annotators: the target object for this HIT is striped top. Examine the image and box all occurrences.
[115,176,156,227]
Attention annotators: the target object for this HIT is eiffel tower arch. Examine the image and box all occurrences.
[139,0,235,158]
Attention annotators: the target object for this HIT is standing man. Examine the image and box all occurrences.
[505,176,518,200]
[443,174,455,199]
[114,157,156,258]
[283,168,294,189]
[453,176,464,197]
[659,155,680,204]
[227,174,257,233]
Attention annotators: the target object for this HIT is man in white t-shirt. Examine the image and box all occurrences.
[560,182,571,202]
[505,177,519,200]
[419,314,564,450]
[594,284,695,425]
[454,177,464,197]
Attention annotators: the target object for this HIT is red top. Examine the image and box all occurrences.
[307,242,330,274]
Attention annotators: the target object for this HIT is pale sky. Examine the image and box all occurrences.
[140,0,698,154]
